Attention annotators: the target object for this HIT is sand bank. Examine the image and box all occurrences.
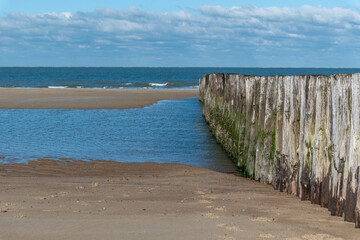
[0,159,358,240]
[0,88,199,109]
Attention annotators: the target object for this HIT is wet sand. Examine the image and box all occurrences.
[0,159,358,240]
[0,89,358,239]
[0,88,199,109]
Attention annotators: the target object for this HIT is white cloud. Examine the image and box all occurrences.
[1,5,360,66]
[288,33,306,39]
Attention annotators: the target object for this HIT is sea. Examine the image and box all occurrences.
[1,67,360,174]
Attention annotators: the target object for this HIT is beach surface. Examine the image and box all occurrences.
[0,159,358,240]
[0,88,199,109]
[0,88,358,239]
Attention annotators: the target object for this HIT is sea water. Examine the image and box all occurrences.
[0,98,239,173]
[1,67,360,173]
[1,67,360,89]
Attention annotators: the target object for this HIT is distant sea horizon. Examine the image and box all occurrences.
[1,67,360,89]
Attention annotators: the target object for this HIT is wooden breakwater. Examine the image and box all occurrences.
[199,73,360,227]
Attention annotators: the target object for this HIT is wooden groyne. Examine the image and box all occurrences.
[199,73,360,227]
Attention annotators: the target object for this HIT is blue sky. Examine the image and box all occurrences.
[1,0,360,67]
[0,0,358,14]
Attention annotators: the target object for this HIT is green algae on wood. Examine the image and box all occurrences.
[199,73,360,228]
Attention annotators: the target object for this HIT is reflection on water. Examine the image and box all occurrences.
[0,98,238,174]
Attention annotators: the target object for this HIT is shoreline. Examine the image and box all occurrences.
[0,88,199,109]
[0,159,358,239]
[0,86,358,238]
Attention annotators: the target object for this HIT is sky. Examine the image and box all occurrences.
[0,0,360,67]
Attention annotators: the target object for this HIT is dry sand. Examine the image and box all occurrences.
[0,159,358,240]
[0,88,358,239]
[0,88,199,109]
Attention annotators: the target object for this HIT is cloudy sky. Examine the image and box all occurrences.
[1,0,360,67]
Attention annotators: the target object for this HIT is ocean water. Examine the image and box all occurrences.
[1,67,360,173]
[1,67,360,89]
[0,98,239,173]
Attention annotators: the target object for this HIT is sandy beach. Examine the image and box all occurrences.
[0,159,358,240]
[0,88,358,239]
[0,88,199,109]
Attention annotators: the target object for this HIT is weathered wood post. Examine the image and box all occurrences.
[199,72,360,227]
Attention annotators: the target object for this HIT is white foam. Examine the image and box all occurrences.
[149,83,168,87]
[48,86,68,89]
